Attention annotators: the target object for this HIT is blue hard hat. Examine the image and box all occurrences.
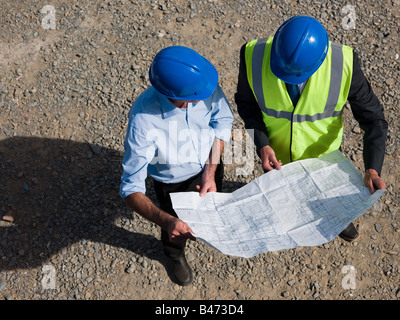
[149,46,218,100]
[270,16,329,85]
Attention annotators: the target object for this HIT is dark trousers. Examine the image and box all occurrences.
[153,162,224,259]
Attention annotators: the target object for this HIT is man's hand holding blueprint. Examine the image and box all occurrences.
[170,151,384,258]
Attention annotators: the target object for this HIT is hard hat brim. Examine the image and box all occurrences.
[150,64,218,101]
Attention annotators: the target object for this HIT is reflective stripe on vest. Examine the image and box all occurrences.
[251,38,344,122]
[245,37,353,163]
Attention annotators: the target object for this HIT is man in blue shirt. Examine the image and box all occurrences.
[120,46,233,286]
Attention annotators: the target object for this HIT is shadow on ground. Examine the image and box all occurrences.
[0,136,245,285]
[0,137,169,271]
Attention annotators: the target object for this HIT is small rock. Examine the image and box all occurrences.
[385,78,395,87]
[234,290,245,300]
[352,126,362,134]
[90,144,101,154]
[287,279,295,286]
[373,201,383,212]
[125,263,136,274]
[187,253,195,262]
[374,224,382,233]
[241,274,250,282]
[23,182,30,191]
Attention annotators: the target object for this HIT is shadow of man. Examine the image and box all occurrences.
[0,136,169,273]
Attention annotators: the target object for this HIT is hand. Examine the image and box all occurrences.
[196,171,217,197]
[364,168,386,194]
[166,217,196,243]
[259,145,282,172]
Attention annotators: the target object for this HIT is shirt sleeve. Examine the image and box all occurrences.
[209,85,234,142]
[234,43,270,150]
[120,124,156,199]
[347,50,388,175]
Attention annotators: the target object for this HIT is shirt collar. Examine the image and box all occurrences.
[155,89,186,119]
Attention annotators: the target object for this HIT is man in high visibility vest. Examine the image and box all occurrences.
[235,16,388,242]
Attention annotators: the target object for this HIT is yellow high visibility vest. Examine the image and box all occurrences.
[245,37,353,164]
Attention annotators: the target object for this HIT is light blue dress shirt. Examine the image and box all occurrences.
[120,85,234,199]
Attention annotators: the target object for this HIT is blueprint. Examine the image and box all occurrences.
[170,150,384,258]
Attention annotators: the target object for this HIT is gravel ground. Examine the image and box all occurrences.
[0,0,399,300]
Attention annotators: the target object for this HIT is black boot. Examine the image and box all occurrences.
[162,238,193,286]
[339,222,359,242]
[169,255,193,286]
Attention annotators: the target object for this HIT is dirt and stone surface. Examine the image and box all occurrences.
[0,0,399,300]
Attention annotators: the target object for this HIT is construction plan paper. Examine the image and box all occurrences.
[170,150,384,258]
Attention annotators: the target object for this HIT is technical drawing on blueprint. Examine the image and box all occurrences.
[170,150,384,258]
